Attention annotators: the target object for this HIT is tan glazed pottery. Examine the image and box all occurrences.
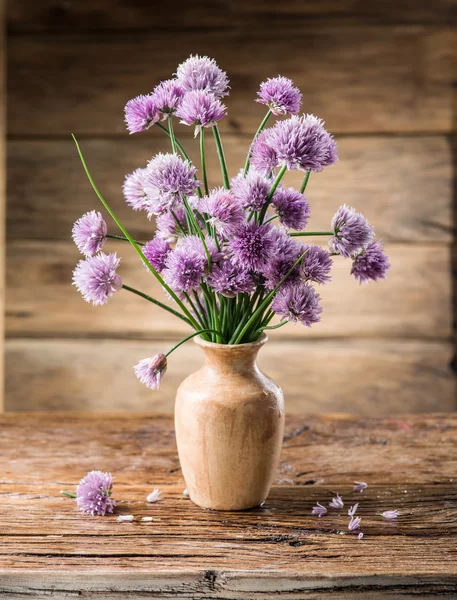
[175,334,285,510]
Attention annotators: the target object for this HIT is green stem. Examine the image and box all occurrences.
[123,285,193,327]
[258,164,287,223]
[232,250,308,345]
[244,110,272,176]
[257,319,289,335]
[300,170,311,194]
[60,491,77,498]
[168,118,178,154]
[200,127,209,196]
[72,134,200,331]
[165,329,221,357]
[212,125,230,189]
[264,215,278,225]
[107,234,144,246]
[290,231,333,237]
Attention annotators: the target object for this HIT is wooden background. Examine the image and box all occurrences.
[5,0,457,413]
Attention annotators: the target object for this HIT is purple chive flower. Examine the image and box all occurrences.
[134,353,168,390]
[311,502,328,517]
[301,245,333,285]
[143,238,172,272]
[156,208,188,242]
[230,169,273,211]
[123,168,149,212]
[262,227,302,289]
[177,234,221,264]
[358,532,364,540]
[176,90,227,135]
[198,188,244,238]
[176,55,229,98]
[76,471,116,516]
[73,253,122,306]
[348,503,359,517]
[162,235,217,294]
[124,94,159,134]
[208,258,255,297]
[145,153,200,215]
[72,211,107,257]
[348,516,362,531]
[381,510,400,520]
[256,76,302,115]
[271,186,310,230]
[328,493,344,509]
[230,221,275,271]
[351,241,390,284]
[353,481,368,493]
[251,114,338,173]
[272,281,322,327]
[329,205,374,258]
[151,79,184,119]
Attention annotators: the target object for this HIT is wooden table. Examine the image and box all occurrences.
[1,413,457,599]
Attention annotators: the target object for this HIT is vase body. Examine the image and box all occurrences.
[174,334,284,510]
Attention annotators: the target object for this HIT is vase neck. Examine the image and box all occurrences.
[195,336,267,373]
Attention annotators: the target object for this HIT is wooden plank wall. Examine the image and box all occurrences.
[5,0,457,413]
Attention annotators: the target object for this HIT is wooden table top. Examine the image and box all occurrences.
[1,413,457,599]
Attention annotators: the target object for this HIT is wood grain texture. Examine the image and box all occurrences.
[0,0,5,411]
[6,241,452,339]
[7,135,453,242]
[7,0,457,32]
[7,27,456,135]
[0,413,457,598]
[5,339,455,413]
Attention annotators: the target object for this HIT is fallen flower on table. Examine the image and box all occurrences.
[348,516,362,531]
[353,481,368,493]
[311,502,328,517]
[381,510,400,519]
[61,471,116,516]
[348,503,359,517]
[117,515,134,522]
[329,493,344,509]
[146,488,163,503]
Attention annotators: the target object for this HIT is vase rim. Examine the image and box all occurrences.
[194,333,268,350]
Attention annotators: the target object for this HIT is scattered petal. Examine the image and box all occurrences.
[329,493,344,509]
[348,503,359,517]
[348,516,362,531]
[353,481,368,493]
[358,532,364,540]
[183,488,189,497]
[117,515,134,522]
[381,510,400,520]
[146,488,163,503]
[141,516,154,522]
[311,502,328,517]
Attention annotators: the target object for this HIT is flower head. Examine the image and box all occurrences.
[146,488,162,503]
[301,245,333,285]
[72,211,107,257]
[208,258,255,297]
[176,90,227,135]
[162,235,216,294]
[198,188,244,238]
[156,208,188,242]
[73,252,122,306]
[381,510,400,520]
[351,241,390,284]
[176,55,229,98]
[271,186,310,230]
[145,153,199,214]
[328,493,344,509]
[348,503,359,517]
[262,227,302,289]
[134,353,168,390]
[151,79,184,119]
[124,94,159,134]
[311,502,328,517]
[251,114,338,173]
[143,238,172,272]
[329,205,374,258]
[230,169,273,211]
[272,281,322,327]
[353,481,368,493]
[230,221,275,271]
[348,516,362,531]
[123,168,149,211]
[256,76,302,115]
[76,471,116,516]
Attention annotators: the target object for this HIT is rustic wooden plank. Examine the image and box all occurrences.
[0,0,5,411]
[7,0,457,32]
[0,413,457,597]
[5,339,455,413]
[7,135,453,242]
[5,241,452,339]
[7,28,456,135]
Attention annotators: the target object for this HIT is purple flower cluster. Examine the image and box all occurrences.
[231,169,272,211]
[198,188,244,238]
[143,238,172,272]
[124,95,158,134]
[329,205,374,258]
[272,281,322,327]
[256,76,302,115]
[134,353,168,390]
[73,253,122,306]
[72,211,107,256]
[176,90,227,135]
[176,55,229,98]
[230,222,274,271]
[271,186,310,230]
[151,79,184,119]
[76,471,116,516]
[208,258,255,297]
[351,241,390,284]
[251,115,338,173]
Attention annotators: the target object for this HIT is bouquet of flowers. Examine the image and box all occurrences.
[71,55,390,391]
